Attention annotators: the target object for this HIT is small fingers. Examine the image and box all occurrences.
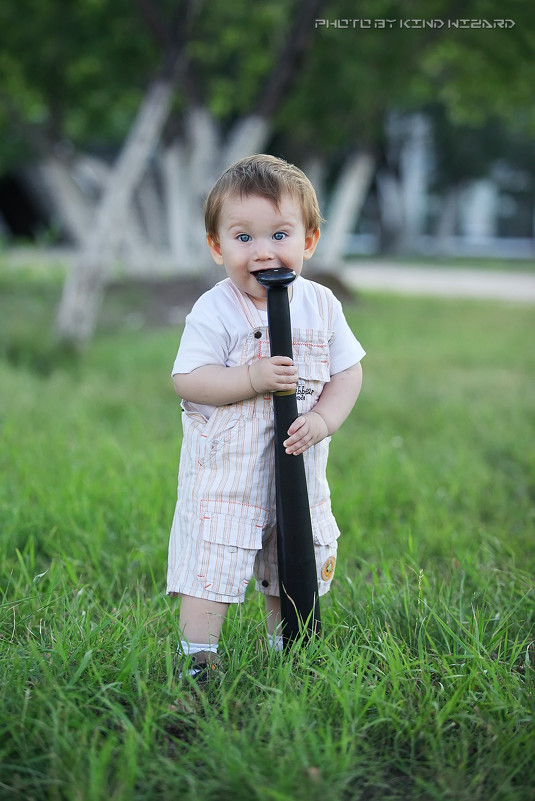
[271,356,294,366]
[275,363,297,374]
[274,365,298,388]
[285,438,311,455]
[287,415,306,436]
[283,417,311,454]
[283,412,328,455]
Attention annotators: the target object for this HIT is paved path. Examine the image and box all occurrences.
[5,247,535,303]
[342,262,535,303]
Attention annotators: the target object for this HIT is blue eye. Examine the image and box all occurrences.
[237,234,251,243]
[273,232,287,241]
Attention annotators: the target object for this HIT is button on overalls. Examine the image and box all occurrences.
[167,281,340,603]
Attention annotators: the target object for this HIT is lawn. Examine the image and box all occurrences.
[0,267,534,800]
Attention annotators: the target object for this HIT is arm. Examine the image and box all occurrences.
[173,356,299,406]
[283,362,363,456]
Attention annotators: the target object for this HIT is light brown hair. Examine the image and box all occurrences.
[204,154,323,238]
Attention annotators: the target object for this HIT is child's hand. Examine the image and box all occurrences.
[249,356,298,394]
[283,411,329,456]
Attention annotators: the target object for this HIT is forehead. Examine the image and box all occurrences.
[218,191,304,227]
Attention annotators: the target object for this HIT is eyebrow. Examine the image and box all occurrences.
[227,219,297,230]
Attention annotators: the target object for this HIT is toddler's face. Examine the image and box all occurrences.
[206,192,319,309]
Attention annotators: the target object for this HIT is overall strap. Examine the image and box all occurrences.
[310,280,335,330]
[224,279,265,328]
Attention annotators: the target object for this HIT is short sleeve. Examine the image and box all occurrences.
[172,293,230,375]
[327,294,366,376]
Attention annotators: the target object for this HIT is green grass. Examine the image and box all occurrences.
[0,271,534,800]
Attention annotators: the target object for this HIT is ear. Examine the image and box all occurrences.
[303,228,320,261]
[206,234,224,265]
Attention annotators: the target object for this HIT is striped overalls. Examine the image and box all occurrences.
[167,281,340,603]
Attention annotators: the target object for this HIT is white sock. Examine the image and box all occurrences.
[268,633,284,652]
[178,639,218,656]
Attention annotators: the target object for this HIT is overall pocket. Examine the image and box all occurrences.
[310,499,340,546]
[200,498,270,550]
[184,407,245,469]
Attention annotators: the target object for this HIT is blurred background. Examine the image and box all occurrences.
[1,0,534,344]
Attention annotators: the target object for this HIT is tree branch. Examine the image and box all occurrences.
[254,0,327,119]
[134,0,170,49]
[136,0,205,105]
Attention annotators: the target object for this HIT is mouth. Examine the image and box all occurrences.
[252,267,297,288]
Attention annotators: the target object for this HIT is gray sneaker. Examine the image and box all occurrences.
[174,650,221,686]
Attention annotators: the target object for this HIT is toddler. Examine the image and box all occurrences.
[167,154,365,679]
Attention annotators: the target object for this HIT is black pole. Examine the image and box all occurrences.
[255,267,320,646]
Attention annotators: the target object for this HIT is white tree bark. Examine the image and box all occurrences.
[376,169,404,249]
[56,76,176,345]
[161,140,194,269]
[186,107,221,274]
[435,186,459,255]
[74,153,151,271]
[303,155,327,219]
[398,113,431,250]
[459,179,498,240]
[71,154,110,201]
[221,115,270,168]
[135,167,166,249]
[25,158,93,245]
[319,150,376,269]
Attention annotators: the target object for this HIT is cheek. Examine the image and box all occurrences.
[226,244,246,261]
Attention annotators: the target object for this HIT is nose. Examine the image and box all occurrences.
[253,238,274,262]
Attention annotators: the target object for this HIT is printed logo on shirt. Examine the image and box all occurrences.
[296,384,315,402]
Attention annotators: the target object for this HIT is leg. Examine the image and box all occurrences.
[179,594,229,646]
[265,594,281,636]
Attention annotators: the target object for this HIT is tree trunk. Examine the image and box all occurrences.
[459,179,498,240]
[55,76,176,346]
[135,167,167,250]
[302,155,327,216]
[222,115,270,167]
[76,153,154,271]
[161,140,195,270]
[319,150,376,269]
[185,106,221,278]
[398,113,430,252]
[22,157,92,245]
[376,169,404,252]
[302,155,327,274]
[435,186,459,256]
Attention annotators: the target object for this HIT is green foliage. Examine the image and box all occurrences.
[421,0,535,129]
[0,0,304,168]
[2,0,535,173]
[278,0,535,155]
[187,0,291,120]
[0,0,158,165]
[0,269,534,798]
[276,0,434,152]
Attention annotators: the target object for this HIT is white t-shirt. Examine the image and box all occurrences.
[172,276,365,418]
